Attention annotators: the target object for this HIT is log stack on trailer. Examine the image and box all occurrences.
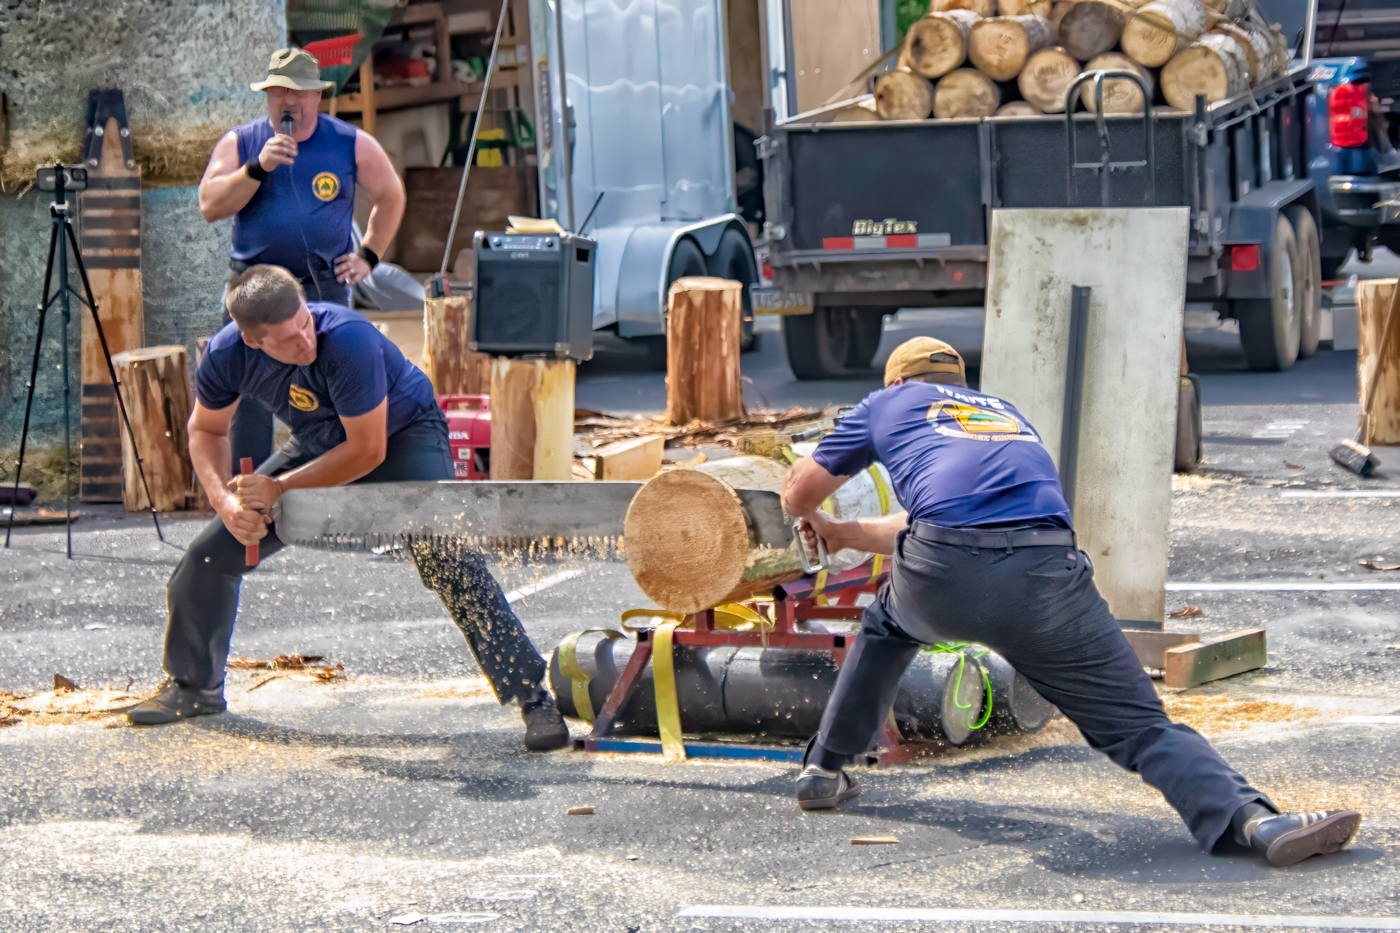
[872,0,1287,120]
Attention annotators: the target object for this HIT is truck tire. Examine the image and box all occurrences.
[707,227,761,353]
[636,236,709,370]
[844,310,887,370]
[1287,206,1321,358]
[784,306,856,379]
[1173,373,1203,474]
[1236,216,1302,372]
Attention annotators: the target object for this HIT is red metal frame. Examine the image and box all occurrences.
[581,564,944,765]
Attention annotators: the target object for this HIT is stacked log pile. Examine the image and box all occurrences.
[872,0,1286,120]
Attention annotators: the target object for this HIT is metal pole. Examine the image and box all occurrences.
[439,0,514,278]
[1301,0,1317,66]
[1060,285,1091,514]
[56,192,74,559]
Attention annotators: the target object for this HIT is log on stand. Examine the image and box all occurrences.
[665,277,746,425]
[1055,0,1127,62]
[904,9,982,79]
[934,67,1001,118]
[1357,279,1400,444]
[424,296,490,394]
[969,14,1054,81]
[1018,47,1082,112]
[875,70,935,119]
[1161,33,1250,111]
[1121,0,1209,68]
[489,357,576,480]
[111,346,194,512]
[1080,52,1155,112]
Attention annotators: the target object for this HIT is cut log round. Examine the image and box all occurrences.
[1160,33,1249,111]
[934,67,1002,118]
[1121,0,1209,67]
[665,277,746,425]
[998,0,1052,16]
[1079,52,1154,113]
[1017,46,1082,112]
[904,9,982,79]
[1212,20,1274,85]
[1055,0,1127,61]
[931,0,997,17]
[969,14,1055,81]
[875,70,936,120]
[995,99,1043,115]
[111,346,194,513]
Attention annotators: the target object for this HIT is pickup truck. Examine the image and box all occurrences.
[758,3,1324,387]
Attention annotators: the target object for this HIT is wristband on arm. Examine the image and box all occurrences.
[358,245,380,269]
[244,158,269,182]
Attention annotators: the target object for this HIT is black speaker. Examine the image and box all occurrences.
[470,231,595,360]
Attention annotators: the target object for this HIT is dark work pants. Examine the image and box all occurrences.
[816,528,1274,852]
[220,270,351,473]
[163,417,549,705]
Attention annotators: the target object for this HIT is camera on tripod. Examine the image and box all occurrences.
[36,163,89,193]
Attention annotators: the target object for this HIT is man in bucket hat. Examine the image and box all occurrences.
[782,336,1362,868]
[197,47,406,471]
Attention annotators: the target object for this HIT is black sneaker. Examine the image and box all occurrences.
[796,764,860,811]
[521,690,570,751]
[126,679,227,726]
[1243,809,1362,867]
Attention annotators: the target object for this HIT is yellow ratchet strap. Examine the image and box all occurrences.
[556,628,623,723]
[867,465,892,582]
[653,621,687,762]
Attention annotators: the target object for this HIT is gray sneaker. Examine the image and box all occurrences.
[1243,809,1362,867]
[521,690,570,751]
[796,764,860,811]
[126,679,227,726]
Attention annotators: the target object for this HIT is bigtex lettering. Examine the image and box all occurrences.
[852,218,918,236]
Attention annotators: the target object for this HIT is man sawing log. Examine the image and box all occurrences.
[126,265,570,751]
[780,336,1362,868]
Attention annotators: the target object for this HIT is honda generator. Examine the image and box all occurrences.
[437,394,490,480]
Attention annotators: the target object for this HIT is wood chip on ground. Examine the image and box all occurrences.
[1168,606,1204,619]
[1359,560,1400,572]
[226,653,329,670]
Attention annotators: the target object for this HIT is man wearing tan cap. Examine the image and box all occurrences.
[198,48,406,469]
[780,336,1361,868]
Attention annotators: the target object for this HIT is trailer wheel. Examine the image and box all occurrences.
[1236,216,1302,372]
[783,306,855,379]
[843,310,886,370]
[1173,373,1203,474]
[1287,206,1322,358]
[707,227,761,353]
[635,236,711,369]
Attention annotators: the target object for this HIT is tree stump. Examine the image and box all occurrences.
[488,357,576,480]
[111,346,194,512]
[424,297,490,396]
[1357,279,1400,445]
[665,277,746,425]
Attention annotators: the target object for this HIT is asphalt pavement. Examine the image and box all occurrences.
[3,291,1400,932]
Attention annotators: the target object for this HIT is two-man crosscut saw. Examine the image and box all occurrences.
[273,481,794,552]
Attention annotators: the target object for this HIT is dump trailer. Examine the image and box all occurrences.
[759,59,1322,383]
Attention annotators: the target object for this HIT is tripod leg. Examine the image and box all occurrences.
[64,219,165,542]
[59,219,74,559]
[5,222,60,549]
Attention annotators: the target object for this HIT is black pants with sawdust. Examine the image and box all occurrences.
[162,416,549,705]
[815,526,1274,853]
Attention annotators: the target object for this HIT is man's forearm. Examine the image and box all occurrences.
[275,441,385,492]
[199,169,261,222]
[361,196,405,257]
[837,511,909,556]
[189,430,235,509]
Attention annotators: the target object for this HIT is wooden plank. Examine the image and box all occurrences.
[359,59,377,136]
[1356,279,1400,444]
[1121,628,1200,670]
[489,357,575,481]
[787,0,883,113]
[593,435,664,481]
[395,166,533,272]
[1163,628,1267,689]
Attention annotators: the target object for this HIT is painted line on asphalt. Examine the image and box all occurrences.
[1166,582,1400,591]
[675,906,1400,928]
[1280,490,1400,498]
[503,568,586,603]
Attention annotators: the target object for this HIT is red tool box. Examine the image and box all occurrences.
[437,394,490,480]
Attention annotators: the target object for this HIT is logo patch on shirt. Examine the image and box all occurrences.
[311,172,340,201]
[927,400,1037,443]
[288,384,319,412]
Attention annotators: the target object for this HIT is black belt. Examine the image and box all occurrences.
[229,259,337,289]
[910,521,1075,550]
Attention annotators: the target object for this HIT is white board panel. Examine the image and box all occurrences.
[982,208,1189,625]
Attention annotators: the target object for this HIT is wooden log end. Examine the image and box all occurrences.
[1017,47,1081,113]
[875,70,936,120]
[933,68,1001,119]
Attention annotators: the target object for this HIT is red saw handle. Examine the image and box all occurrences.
[240,457,258,567]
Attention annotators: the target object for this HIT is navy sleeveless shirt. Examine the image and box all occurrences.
[231,113,358,281]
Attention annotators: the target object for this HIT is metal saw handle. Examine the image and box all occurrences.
[793,518,829,575]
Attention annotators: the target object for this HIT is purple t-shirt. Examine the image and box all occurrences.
[812,381,1072,528]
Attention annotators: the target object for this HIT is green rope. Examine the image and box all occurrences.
[923,643,993,730]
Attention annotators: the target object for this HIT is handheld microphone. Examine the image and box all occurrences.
[280,110,295,137]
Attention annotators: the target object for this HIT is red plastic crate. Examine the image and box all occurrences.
[304,34,363,68]
[438,394,490,480]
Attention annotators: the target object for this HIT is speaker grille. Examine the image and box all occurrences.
[476,263,561,347]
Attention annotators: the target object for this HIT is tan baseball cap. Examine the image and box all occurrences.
[883,336,966,387]
[251,48,335,92]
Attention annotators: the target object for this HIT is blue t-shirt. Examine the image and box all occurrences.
[812,381,1072,529]
[196,302,440,458]
[231,114,358,280]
